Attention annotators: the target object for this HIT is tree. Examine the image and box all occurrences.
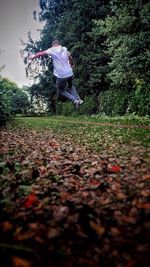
[0,78,30,126]
[93,0,150,89]
[23,0,149,115]
[10,89,30,115]
[0,49,5,74]
[23,0,110,113]
[92,0,150,115]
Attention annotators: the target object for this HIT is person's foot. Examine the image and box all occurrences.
[78,99,83,104]
[73,99,80,109]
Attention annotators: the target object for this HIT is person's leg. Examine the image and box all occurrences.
[57,78,77,102]
[61,90,78,102]
[70,86,81,99]
[67,76,83,103]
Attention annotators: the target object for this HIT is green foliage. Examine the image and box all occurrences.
[93,1,150,90]
[24,0,110,104]
[98,85,150,116]
[56,95,97,116]
[22,0,149,116]
[128,79,150,115]
[55,102,63,115]
[61,101,75,116]
[0,78,16,125]
[78,96,97,115]
[10,90,30,115]
[0,78,30,126]
[56,101,75,116]
[98,89,132,116]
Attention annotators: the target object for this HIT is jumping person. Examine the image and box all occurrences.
[28,40,83,108]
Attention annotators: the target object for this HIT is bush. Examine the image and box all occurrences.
[98,86,150,116]
[78,96,97,115]
[55,95,97,116]
[56,102,63,115]
[98,89,132,115]
[56,101,75,116]
[128,80,150,116]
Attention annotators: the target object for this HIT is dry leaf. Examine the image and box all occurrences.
[12,256,32,267]
[89,221,105,236]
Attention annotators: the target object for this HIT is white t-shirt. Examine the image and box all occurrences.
[46,45,73,78]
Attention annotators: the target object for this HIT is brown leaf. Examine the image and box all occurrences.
[142,174,150,180]
[48,228,60,239]
[49,141,59,148]
[116,191,127,200]
[136,202,150,209]
[122,215,137,224]
[140,189,150,197]
[30,130,36,135]
[1,221,13,231]
[12,256,32,267]
[14,231,35,241]
[60,192,72,201]
[99,196,111,205]
[110,227,121,237]
[89,221,105,236]
[81,191,89,198]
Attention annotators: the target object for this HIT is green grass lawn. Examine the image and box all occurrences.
[10,116,150,157]
[15,114,150,125]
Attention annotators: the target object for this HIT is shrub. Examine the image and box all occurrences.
[98,89,132,115]
[98,86,150,116]
[78,95,97,115]
[56,101,75,116]
[128,79,150,116]
[62,102,75,116]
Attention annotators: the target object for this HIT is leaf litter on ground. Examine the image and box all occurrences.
[0,125,150,267]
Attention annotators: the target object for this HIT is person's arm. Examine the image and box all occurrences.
[28,50,47,60]
[67,51,75,68]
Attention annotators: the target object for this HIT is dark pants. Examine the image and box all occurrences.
[57,76,73,91]
[56,76,80,102]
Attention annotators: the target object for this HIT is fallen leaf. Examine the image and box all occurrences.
[108,165,121,173]
[1,221,13,231]
[48,228,60,239]
[89,220,105,236]
[24,194,38,208]
[12,256,32,267]
[142,174,150,180]
[126,259,137,267]
[122,215,137,224]
[89,180,101,189]
[49,141,59,148]
[110,227,121,237]
[136,202,150,209]
[14,231,34,241]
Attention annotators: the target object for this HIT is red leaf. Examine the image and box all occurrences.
[24,194,38,208]
[89,180,101,189]
[109,165,121,173]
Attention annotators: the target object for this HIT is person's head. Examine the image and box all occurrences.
[52,40,61,47]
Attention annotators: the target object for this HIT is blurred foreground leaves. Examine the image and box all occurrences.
[0,127,149,267]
